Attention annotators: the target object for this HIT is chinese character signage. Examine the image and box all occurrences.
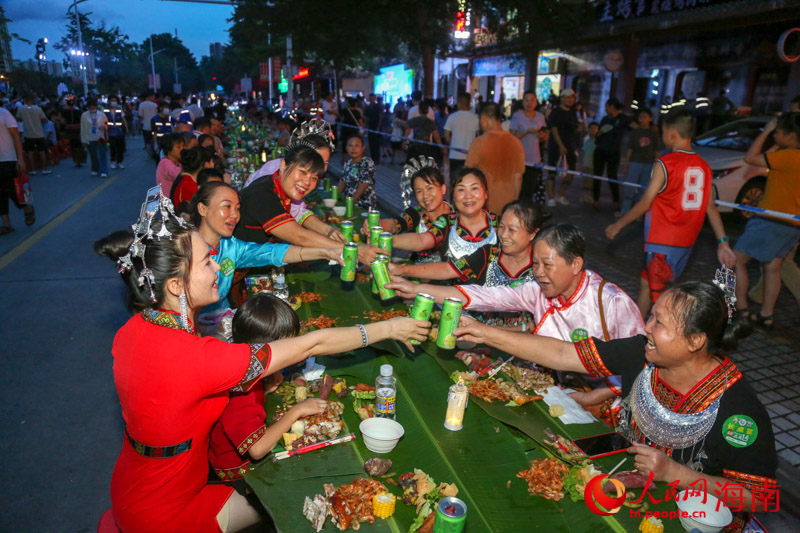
[596,0,737,24]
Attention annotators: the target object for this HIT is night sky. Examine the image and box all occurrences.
[6,0,234,65]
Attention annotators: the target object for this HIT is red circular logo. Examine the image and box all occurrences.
[584,474,627,516]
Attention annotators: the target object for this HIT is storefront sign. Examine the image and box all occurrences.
[454,0,471,40]
[293,67,310,80]
[778,28,800,63]
[473,54,525,77]
[596,0,737,24]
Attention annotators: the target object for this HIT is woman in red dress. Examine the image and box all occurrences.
[96,207,429,532]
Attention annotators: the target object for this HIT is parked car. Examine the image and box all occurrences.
[693,117,773,222]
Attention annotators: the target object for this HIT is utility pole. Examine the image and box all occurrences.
[286,35,293,111]
[150,36,157,91]
[268,33,273,105]
[71,0,89,97]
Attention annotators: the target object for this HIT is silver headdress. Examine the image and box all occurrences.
[400,156,438,209]
[117,185,189,303]
[712,265,736,323]
[289,118,335,151]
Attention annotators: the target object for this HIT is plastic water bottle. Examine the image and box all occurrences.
[273,274,289,302]
[375,364,397,419]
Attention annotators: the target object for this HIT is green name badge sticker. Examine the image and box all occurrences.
[722,414,758,448]
[571,328,589,342]
[219,257,235,277]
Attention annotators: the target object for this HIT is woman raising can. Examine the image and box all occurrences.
[95,189,429,532]
[454,279,776,529]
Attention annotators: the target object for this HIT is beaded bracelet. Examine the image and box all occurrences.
[355,324,368,348]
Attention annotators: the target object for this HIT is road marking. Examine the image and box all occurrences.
[0,173,122,272]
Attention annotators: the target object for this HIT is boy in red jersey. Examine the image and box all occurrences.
[606,110,736,315]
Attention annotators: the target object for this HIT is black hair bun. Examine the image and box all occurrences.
[94,230,134,261]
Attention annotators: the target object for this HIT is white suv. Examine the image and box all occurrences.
[693,117,773,222]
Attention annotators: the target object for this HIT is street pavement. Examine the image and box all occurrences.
[0,140,797,531]
[0,140,153,532]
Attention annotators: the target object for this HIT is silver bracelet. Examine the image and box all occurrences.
[355,324,368,348]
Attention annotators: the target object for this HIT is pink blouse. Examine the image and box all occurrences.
[156,158,183,194]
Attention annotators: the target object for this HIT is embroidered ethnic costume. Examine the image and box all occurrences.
[573,336,777,496]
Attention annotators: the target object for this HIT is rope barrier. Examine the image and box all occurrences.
[333,122,800,223]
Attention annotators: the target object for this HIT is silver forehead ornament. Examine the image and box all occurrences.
[116,185,188,302]
[400,156,438,210]
[289,118,335,151]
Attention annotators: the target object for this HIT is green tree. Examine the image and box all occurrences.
[227,0,460,98]
[54,10,203,94]
[54,8,141,93]
[0,5,31,45]
[138,33,200,94]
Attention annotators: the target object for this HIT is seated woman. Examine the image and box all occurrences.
[244,120,343,242]
[234,145,383,264]
[95,189,429,533]
[389,223,644,403]
[455,279,776,526]
[209,293,328,482]
[388,167,497,283]
[171,145,216,210]
[192,181,340,313]
[397,200,542,329]
[362,158,453,263]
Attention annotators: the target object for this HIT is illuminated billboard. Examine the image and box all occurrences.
[374,64,413,107]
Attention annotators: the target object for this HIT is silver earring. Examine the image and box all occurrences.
[179,292,190,331]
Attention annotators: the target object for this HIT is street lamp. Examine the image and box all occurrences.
[149,36,167,92]
[69,0,90,97]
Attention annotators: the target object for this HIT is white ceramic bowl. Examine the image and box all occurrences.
[359,418,404,453]
[322,198,337,208]
[676,490,733,533]
[332,206,347,217]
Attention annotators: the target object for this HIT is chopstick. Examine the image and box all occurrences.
[606,457,627,477]
[482,356,514,379]
[272,434,355,461]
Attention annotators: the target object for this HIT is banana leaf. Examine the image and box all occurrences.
[248,349,637,532]
[422,343,683,531]
[245,272,680,532]
[289,271,412,358]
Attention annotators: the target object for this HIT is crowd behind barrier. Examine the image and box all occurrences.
[334,121,800,224]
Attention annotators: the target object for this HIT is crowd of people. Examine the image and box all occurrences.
[2,82,795,531]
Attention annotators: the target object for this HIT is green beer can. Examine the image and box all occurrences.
[378,232,393,256]
[345,196,354,218]
[370,258,395,300]
[324,177,331,191]
[436,297,463,349]
[331,186,338,202]
[371,254,389,294]
[433,497,467,533]
[409,293,435,345]
[341,221,354,242]
[367,209,381,228]
[340,243,358,282]
[369,226,383,246]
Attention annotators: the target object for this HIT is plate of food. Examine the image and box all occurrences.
[516,458,569,501]
[303,477,388,531]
